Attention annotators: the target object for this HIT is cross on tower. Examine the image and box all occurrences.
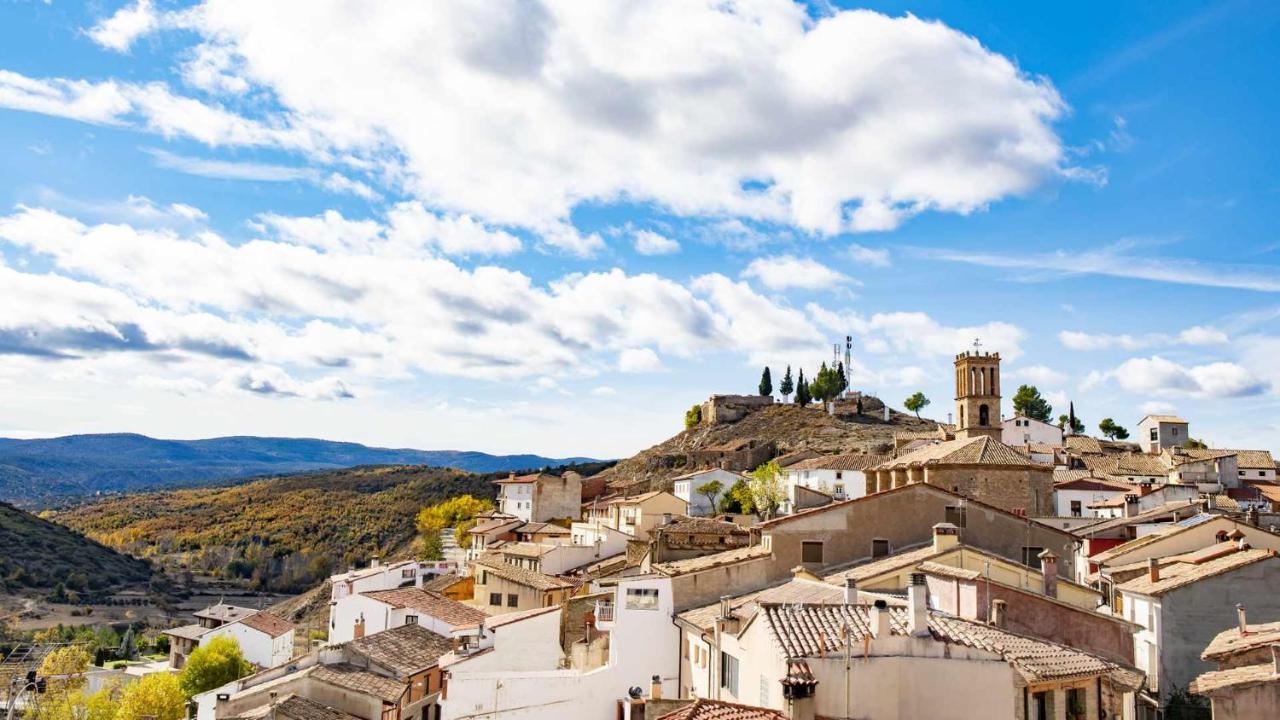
[972,337,983,352]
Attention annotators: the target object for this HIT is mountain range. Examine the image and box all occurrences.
[0,433,599,507]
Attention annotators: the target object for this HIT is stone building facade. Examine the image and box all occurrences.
[699,394,773,425]
[687,438,776,471]
[955,350,1002,440]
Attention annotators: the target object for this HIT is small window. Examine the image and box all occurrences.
[625,587,660,610]
[1070,500,1082,517]
[835,471,843,480]
[944,505,967,528]
[720,652,740,695]
[1150,428,1158,441]
[872,538,890,558]
[480,571,488,585]
[802,541,823,564]
[1022,547,1044,569]
[489,593,502,606]
[404,615,418,625]
[1172,428,1179,437]
[401,568,416,579]
[507,593,518,607]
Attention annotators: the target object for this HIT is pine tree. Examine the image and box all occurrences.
[779,365,794,402]
[758,367,773,397]
[795,370,811,406]
[836,361,848,394]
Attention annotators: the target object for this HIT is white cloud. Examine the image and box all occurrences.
[809,305,1027,360]
[1139,400,1179,416]
[618,348,664,373]
[1059,325,1229,351]
[589,385,617,397]
[88,1,159,52]
[1090,355,1269,398]
[633,230,679,256]
[742,255,849,291]
[146,148,312,181]
[216,365,354,400]
[17,3,1073,239]
[848,243,890,267]
[1014,365,1067,385]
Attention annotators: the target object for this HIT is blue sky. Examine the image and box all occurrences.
[1,0,1279,458]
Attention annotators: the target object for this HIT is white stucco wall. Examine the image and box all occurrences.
[673,469,742,516]
[202,621,293,668]
[1055,487,1127,518]
[1002,416,1064,447]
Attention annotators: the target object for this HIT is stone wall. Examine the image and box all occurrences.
[700,394,773,425]
[921,466,1055,516]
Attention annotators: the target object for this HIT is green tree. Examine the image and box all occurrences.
[178,635,252,698]
[1058,414,1085,434]
[836,361,848,394]
[1098,418,1130,440]
[1011,385,1053,423]
[809,363,843,403]
[747,461,786,520]
[779,366,794,402]
[903,392,930,419]
[119,672,186,720]
[719,478,754,514]
[119,626,136,661]
[696,479,724,513]
[795,370,811,406]
[1184,438,1208,449]
[758,367,773,397]
[684,403,702,429]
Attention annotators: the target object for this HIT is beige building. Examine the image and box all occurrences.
[494,472,582,523]
[866,435,1055,516]
[471,554,575,614]
[1191,619,1280,719]
[602,490,689,541]
[1137,415,1190,454]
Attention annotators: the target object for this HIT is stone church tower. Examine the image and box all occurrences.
[954,350,1001,440]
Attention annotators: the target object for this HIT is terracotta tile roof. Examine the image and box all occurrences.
[362,587,489,626]
[195,603,257,623]
[823,545,940,584]
[163,623,210,641]
[608,490,671,505]
[1190,662,1280,694]
[1079,453,1170,477]
[1053,477,1133,492]
[1065,436,1103,454]
[651,544,771,577]
[660,516,748,536]
[1116,548,1278,597]
[916,560,982,581]
[311,664,406,701]
[469,517,523,535]
[1247,482,1280,504]
[1227,450,1276,469]
[498,542,557,558]
[517,522,570,535]
[760,603,1142,687]
[788,453,891,472]
[344,623,454,677]
[1202,621,1280,661]
[420,573,464,593]
[875,436,1042,470]
[655,699,787,720]
[1166,448,1237,467]
[676,578,845,633]
[1075,501,1203,536]
[485,605,560,630]
[672,468,744,481]
[239,611,294,638]
[494,473,548,484]
[229,694,363,720]
[1088,516,1239,564]
[474,555,575,590]
[1141,415,1188,424]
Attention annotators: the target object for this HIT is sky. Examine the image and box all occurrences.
[1,0,1279,459]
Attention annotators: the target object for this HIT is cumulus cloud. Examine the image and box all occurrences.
[618,348,664,373]
[808,305,1026,360]
[1012,365,1067,386]
[848,243,890,267]
[1059,325,1229,351]
[1086,355,1269,398]
[217,365,354,400]
[21,2,1075,242]
[633,230,680,256]
[742,255,849,291]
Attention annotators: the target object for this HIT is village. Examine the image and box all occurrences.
[13,348,1274,720]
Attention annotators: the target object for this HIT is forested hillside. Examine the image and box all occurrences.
[0,502,152,597]
[53,465,497,592]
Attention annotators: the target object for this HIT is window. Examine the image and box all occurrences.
[833,484,845,496]
[944,505,967,528]
[835,471,843,480]
[1021,547,1044,569]
[489,593,502,606]
[802,541,823,564]
[507,593,518,607]
[401,568,416,579]
[1069,500,1082,517]
[872,538,890,558]
[625,587,660,610]
[720,652,740,695]
[759,674,770,706]
[978,404,990,426]
[404,615,418,625]
[1172,427,1180,437]
[1150,428,1158,441]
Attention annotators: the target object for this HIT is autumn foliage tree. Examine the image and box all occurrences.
[415,494,494,560]
[178,635,252,698]
[119,672,186,720]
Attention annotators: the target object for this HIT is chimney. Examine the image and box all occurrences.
[1038,550,1058,598]
[1238,604,1249,635]
[650,675,662,700]
[662,512,673,526]
[1124,495,1140,518]
[991,599,1007,628]
[1148,558,1160,583]
[932,522,960,553]
[843,577,857,604]
[370,557,380,568]
[871,599,892,638]
[908,573,929,637]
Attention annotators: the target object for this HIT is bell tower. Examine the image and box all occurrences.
[954,343,1001,440]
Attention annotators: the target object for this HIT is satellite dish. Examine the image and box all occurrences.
[628,687,644,699]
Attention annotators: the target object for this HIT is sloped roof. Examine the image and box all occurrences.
[485,604,560,630]
[474,555,575,590]
[789,453,891,472]
[676,578,845,633]
[874,436,1041,470]
[1116,548,1278,597]
[1079,453,1169,477]
[1088,515,1243,564]
[1075,502,1203,537]
[1054,477,1133,492]
[420,573,464,593]
[344,623,454,677]
[517,522,571,536]
[362,587,489,626]
[660,516,748,536]
[1141,415,1188,424]
[469,517,523,535]
[655,699,787,720]
[239,611,294,638]
[229,694,364,720]
[1202,621,1280,662]
[311,664,405,702]
[823,545,940,584]
[163,623,210,641]
[1247,482,1280,505]
[1190,662,1280,694]
[1226,450,1275,469]
[760,603,1142,687]
[609,490,680,505]
[1065,436,1103,454]
[195,603,257,623]
[651,544,771,577]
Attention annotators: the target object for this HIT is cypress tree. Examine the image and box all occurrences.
[758,367,773,397]
[779,365,794,401]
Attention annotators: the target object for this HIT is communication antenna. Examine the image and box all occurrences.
[844,335,853,393]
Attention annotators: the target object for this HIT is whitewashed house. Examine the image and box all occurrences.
[328,586,487,644]
[1053,477,1132,518]
[1002,415,1064,448]
[781,454,887,514]
[672,468,742,517]
[201,611,296,669]
[329,559,434,604]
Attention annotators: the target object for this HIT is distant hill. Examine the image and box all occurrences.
[597,397,943,492]
[0,433,600,507]
[53,464,525,593]
[0,501,152,596]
